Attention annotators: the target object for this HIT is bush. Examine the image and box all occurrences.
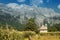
[23,31,36,38]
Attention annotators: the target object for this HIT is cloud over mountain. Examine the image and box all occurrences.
[6,3,60,17]
[0,3,60,26]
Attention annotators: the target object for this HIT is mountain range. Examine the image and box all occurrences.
[0,3,60,27]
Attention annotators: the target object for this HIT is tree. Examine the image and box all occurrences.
[48,26,57,32]
[48,23,60,32]
[24,18,38,31]
[53,23,60,31]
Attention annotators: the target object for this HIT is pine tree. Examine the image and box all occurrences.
[24,18,38,31]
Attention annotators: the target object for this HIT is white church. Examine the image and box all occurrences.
[39,24,48,33]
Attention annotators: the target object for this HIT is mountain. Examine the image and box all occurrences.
[0,7,24,31]
[0,3,60,27]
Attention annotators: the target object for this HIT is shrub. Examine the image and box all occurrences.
[23,31,36,38]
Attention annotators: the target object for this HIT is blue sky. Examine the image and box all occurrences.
[0,0,60,13]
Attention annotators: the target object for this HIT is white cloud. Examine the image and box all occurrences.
[17,0,49,6]
[39,0,43,4]
[6,3,60,17]
[6,3,24,10]
[17,0,25,2]
[6,3,34,11]
[7,3,19,9]
[30,0,43,6]
[58,4,60,9]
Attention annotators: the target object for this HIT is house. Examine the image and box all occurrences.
[40,24,48,33]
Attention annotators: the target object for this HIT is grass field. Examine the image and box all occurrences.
[0,28,60,40]
[30,34,60,40]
